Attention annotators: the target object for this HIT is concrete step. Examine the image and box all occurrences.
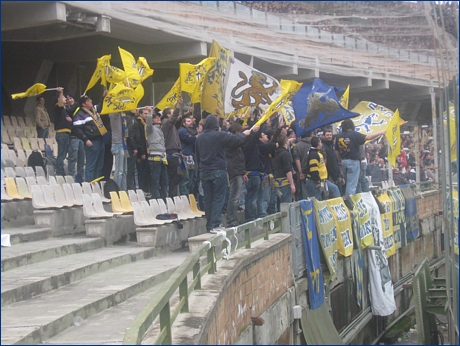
[1,236,105,272]
[2,226,52,245]
[1,243,161,307]
[0,249,190,345]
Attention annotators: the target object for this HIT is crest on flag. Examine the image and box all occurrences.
[386,109,401,167]
[119,47,141,88]
[180,58,216,103]
[224,58,281,114]
[280,101,296,126]
[136,57,154,82]
[155,78,181,110]
[100,83,143,115]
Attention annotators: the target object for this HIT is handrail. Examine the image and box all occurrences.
[123,212,283,344]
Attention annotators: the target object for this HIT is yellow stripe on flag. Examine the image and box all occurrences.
[340,85,350,109]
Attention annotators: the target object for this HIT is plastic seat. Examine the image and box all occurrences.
[149,199,173,224]
[82,182,93,196]
[136,189,146,202]
[31,185,49,209]
[51,183,73,207]
[141,200,168,225]
[91,182,110,203]
[48,175,58,185]
[36,175,49,186]
[5,167,16,178]
[188,194,205,215]
[15,177,32,198]
[15,156,25,168]
[174,196,198,219]
[92,193,118,217]
[2,131,11,145]
[17,149,27,163]
[41,184,63,208]
[3,158,15,169]
[109,191,132,213]
[118,190,134,212]
[1,184,14,201]
[180,195,203,217]
[10,116,18,127]
[62,183,79,206]
[13,137,22,151]
[16,117,25,127]
[82,194,104,218]
[55,175,66,185]
[157,198,168,214]
[45,138,55,146]
[132,201,152,226]
[46,165,56,178]
[3,115,11,127]
[5,177,24,199]
[24,117,34,128]
[21,137,31,151]
[37,138,45,151]
[64,175,75,184]
[7,149,16,160]
[14,166,26,177]
[25,176,37,193]
[71,183,84,205]
[128,190,138,204]
[1,143,8,151]
[29,138,39,151]
[35,166,46,177]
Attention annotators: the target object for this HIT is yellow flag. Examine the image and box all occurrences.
[155,78,181,110]
[100,83,139,115]
[105,65,127,86]
[254,80,302,127]
[340,85,350,109]
[180,58,216,98]
[84,55,111,94]
[201,40,230,114]
[279,101,296,126]
[443,101,457,161]
[12,83,47,100]
[385,109,401,168]
[118,47,141,88]
[226,106,250,120]
[137,57,154,82]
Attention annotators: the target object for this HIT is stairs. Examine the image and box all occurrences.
[1,211,190,344]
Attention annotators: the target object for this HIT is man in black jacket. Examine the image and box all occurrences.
[195,115,256,233]
[54,87,72,177]
[321,129,343,193]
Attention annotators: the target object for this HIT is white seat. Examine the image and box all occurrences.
[5,167,16,178]
[14,166,26,178]
[35,166,46,177]
[71,183,84,205]
[180,195,203,217]
[15,157,25,168]
[141,200,168,225]
[46,165,55,178]
[55,175,66,185]
[128,190,138,204]
[31,185,53,209]
[25,176,37,194]
[17,149,27,163]
[64,175,75,184]
[37,138,45,151]
[136,189,146,202]
[42,184,63,208]
[17,117,26,127]
[25,166,36,178]
[15,177,32,198]
[29,138,39,151]
[82,194,105,218]
[92,193,118,217]
[51,183,73,207]
[36,175,49,186]
[91,182,111,203]
[149,199,173,224]
[10,116,18,127]
[48,175,58,185]
[1,184,14,201]
[156,198,168,215]
[82,182,93,196]
[62,183,79,206]
[174,196,198,219]
[132,201,153,226]
[165,198,176,214]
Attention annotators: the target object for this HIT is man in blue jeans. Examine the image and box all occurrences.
[195,114,257,233]
[335,119,386,197]
[53,87,72,176]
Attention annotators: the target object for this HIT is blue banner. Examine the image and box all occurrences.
[292,78,359,137]
[399,184,419,241]
[299,200,324,309]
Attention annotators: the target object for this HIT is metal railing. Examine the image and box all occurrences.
[122,212,283,344]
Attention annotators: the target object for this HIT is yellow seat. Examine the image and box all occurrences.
[15,177,32,198]
[5,177,24,199]
[189,194,205,215]
[21,137,31,151]
[118,190,134,213]
[109,191,132,213]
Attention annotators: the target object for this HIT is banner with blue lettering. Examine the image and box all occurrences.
[350,194,374,249]
[376,193,396,258]
[349,210,365,308]
[361,192,396,316]
[313,199,338,282]
[327,197,354,257]
[399,184,419,241]
[299,200,325,309]
[388,188,407,248]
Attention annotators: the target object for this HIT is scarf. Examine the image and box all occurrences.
[137,116,149,154]
[85,107,107,137]
[121,113,129,158]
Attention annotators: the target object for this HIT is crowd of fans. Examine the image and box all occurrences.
[238,1,457,51]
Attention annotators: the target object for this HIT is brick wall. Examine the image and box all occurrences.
[416,191,442,219]
[205,238,293,345]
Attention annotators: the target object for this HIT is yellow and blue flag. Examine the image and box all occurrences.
[155,78,181,110]
[292,78,358,137]
[385,109,401,168]
[180,57,216,99]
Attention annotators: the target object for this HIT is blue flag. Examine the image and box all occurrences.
[292,78,359,137]
[299,199,324,309]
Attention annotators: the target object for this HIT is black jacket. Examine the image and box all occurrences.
[321,138,340,181]
[242,132,264,172]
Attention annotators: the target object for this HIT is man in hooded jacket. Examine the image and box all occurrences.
[195,114,258,233]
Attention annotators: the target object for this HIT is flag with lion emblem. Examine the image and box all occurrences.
[223,57,282,115]
[292,78,358,137]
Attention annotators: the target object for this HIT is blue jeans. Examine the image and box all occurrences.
[179,165,196,196]
[84,140,104,183]
[277,184,292,204]
[245,175,260,222]
[267,189,278,215]
[127,154,137,191]
[136,157,150,193]
[68,138,85,179]
[111,143,127,191]
[257,176,271,218]
[37,127,49,139]
[306,179,341,201]
[55,133,70,176]
[342,159,360,197]
[227,175,243,226]
[201,170,228,231]
[356,161,369,193]
[149,158,168,200]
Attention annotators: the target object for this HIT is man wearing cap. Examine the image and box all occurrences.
[73,95,108,182]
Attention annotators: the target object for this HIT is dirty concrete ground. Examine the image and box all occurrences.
[393,314,450,345]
